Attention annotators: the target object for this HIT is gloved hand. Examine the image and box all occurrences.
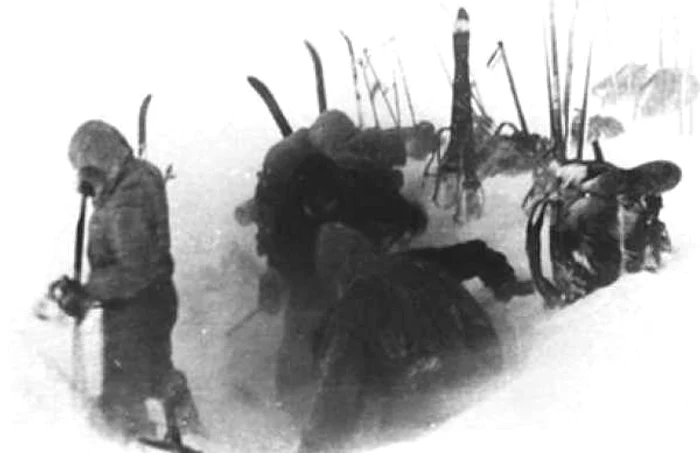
[492,279,535,302]
[78,180,95,197]
[48,276,91,321]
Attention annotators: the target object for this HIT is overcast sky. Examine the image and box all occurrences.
[1,0,696,210]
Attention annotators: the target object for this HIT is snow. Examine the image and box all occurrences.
[3,0,700,452]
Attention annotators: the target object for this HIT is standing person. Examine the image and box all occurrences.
[53,120,203,441]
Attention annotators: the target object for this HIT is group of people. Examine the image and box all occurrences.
[47,106,679,452]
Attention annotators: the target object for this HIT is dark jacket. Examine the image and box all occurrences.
[68,120,174,301]
[85,157,174,301]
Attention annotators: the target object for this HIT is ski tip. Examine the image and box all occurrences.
[246,76,265,91]
[455,8,469,33]
[140,94,152,111]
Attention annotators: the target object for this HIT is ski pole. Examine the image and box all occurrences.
[72,192,89,396]
[363,48,399,127]
[225,308,262,337]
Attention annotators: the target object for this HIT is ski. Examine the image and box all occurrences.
[436,8,481,221]
[339,30,364,127]
[363,48,398,127]
[138,94,152,158]
[139,437,201,453]
[359,57,380,127]
[441,8,476,178]
[395,52,417,126]
[544,27,556,146]
[548,0,564,156]
[303,40,327,114]
[392,70,401,127]
[487,41,529,134]
[576,42,593,160]
[247,76,293,137]
[562,0,580,152]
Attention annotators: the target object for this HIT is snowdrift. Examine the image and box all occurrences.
[9,112,700,453]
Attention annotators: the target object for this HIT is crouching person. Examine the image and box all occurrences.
[52,120,203,441]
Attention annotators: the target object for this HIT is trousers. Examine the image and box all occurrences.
[97,280,201,438]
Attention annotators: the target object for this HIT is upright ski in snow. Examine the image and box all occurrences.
[487,41,529,134]
[442,8,476,179]
[247,76,294,137]
[576,42,593,160]
[340,30,364,127]
[395,52,417,126]
[544,28,556,144]
[363,48,398,127]
[392,70,401,126]
[562,0,580,152]
[438,8,481,221]
[548,0,564,156]
[359,58,380,127]
[304,40,327,114]
[138,94,152,158]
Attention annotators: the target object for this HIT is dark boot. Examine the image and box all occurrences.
[94,393,156,442]
[161,369,207,438]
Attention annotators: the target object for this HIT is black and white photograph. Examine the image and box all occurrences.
[4,0,699,451]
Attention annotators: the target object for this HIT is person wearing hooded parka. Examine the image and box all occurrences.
[58,119,203,440]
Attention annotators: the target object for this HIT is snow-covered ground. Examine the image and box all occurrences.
[3,0,700,452]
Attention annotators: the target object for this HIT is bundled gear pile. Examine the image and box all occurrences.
[526,157,681,307]
[516,1,684,309]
